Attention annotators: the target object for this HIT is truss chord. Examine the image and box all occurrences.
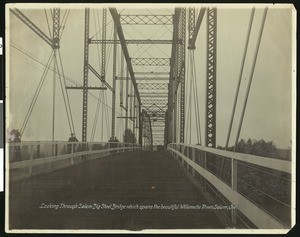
[11,8,53,47]
[109,8,141,105]
[89,39,181,45]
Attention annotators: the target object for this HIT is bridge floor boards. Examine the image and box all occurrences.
[9,151,224,230]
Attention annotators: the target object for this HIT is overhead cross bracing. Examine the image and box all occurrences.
[115,8,177,146]
[120,14,173,25]
[131,58,170,66]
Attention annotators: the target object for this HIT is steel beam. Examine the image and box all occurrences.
[206,8,217,148]
[138,83,168,91]
[179,8,186,143]
[109,8,141,104]
[66,86,107,90]
[10,8,53,47]
[141,99,168,106]
[88,64,114,91]
[134,72,170,75]
[82,8,90,142]
[101,8,107,80]
[120,14,173,25]
[140,93,168,97]
[131,58,170,66]
[89,39,180,45]
[188,8,206,50]
[111,24,117,139]
[167,8,180,145]
[52,8,60,49]
[117,77,169,81]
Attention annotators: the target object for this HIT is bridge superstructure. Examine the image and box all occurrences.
[7,5,294,232]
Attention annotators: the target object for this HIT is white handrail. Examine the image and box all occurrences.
[167,144,291,229]
[170,143,291,174]
[8,142,141,177]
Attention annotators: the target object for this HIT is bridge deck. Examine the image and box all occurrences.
[9,151,225,230]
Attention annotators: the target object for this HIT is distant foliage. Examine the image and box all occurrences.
[123,129,136,143]
[227,139,279,158]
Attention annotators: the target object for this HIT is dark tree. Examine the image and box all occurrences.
[123,129,136,143]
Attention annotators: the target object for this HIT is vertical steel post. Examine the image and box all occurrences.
[206,8,217,148]
[52,8,60,49]
[125,69,129,130]
[52,8,60,144]
[82,8,90,142]
[111,24,117,139]
[133,95,136,135]
[188,8,195,48]
[179,8,186,143]
[138,104,143,146]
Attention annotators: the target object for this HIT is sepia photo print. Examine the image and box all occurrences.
[5,3,296,234]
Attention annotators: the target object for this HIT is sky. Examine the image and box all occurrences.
[6,4,295,149]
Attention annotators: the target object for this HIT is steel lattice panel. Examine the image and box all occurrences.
[206,8,217,148]
[89,39,180,45]
[141,99,168,106]
[131,58,170,66]
[138,83,168,91]
[179,8,186,143]
[140,93,168,97]
[120,14,173,25]
[52,9,60,49]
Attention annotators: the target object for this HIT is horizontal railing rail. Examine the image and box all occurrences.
[167,143,291,229]
[8,141,141,179]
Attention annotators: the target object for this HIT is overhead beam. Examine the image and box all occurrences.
[66,86,107,90]
[140,93,168,97]
[120,14,173,25]
[89,39,180,45]
[138,83,168,91]
[109,8,141,105]
[117,77,169,81]
[10,8,53,47]
[134,72,170,75]
[131,58,170,66]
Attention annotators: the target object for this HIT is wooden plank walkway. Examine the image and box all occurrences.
[9,151,225,230]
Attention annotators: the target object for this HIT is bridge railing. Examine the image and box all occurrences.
[8,141,140,180]
[167,143,291,229]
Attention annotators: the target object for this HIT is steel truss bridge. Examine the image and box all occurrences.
[8,6,293,232]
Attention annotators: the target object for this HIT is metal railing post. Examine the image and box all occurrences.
[203,151,207,191]
[181,145,185,166]
[29,145,34,175]
[71,143,74,165]
[192,148,195,177]
[231,158,238,227]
